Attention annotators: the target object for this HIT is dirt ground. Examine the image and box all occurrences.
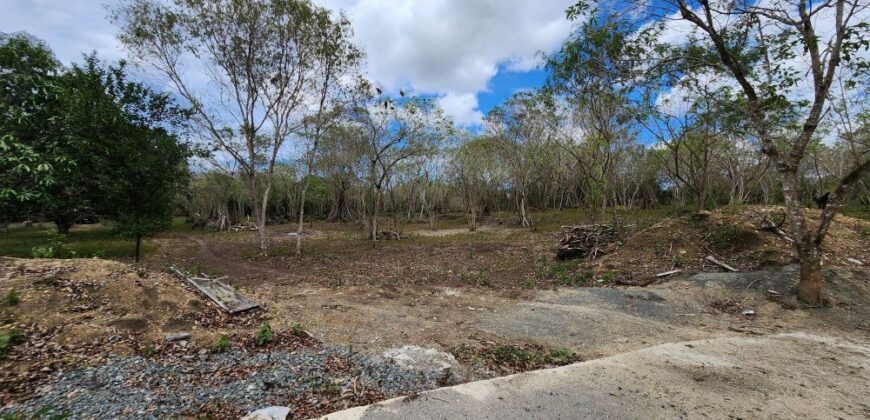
[1,205,868,416]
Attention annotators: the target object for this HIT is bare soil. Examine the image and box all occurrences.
[1,206,868,416]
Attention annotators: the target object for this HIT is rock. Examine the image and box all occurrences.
[383,345,458,374]
[846,258,863,266]
[241,406,290,420]
[164,332,191,342]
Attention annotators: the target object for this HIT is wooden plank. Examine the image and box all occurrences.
[169,267,260,313]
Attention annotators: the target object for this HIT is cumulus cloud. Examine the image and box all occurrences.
[317,0,575,126]
[436,93,484,126]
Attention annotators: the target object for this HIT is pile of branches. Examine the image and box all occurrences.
[555,224,620,259]
[370,230,402,240]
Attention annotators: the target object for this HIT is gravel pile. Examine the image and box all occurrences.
[2,346,454,418]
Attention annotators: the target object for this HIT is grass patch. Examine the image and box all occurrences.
[0,223,141,260]
[451,343,581,374]
[5,289,20,306]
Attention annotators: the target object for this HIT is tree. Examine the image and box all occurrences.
[348,82,449,242]
[94,63,191,262]
[485,92,555,228]
[451,135,503,231]
[113,0,345,254]
[293,8,361,255]
[0,33,65,226]
[568,0,870,303]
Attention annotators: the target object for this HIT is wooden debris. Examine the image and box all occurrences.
[705,255,738,272]
[656,269,682,277]
[555,224,619,259]
[847,258,863,266]
[169,267,260,314]
[758,211,794,242]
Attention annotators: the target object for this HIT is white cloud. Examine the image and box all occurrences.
[317,0,575,126]
[1,0,575,128]
[436,92,484,126]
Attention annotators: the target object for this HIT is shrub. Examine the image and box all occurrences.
[291,322,306,337]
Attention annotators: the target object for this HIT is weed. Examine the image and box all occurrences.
[30,245,55,259]
[141,343,157,357]
[0,327,25,359]
[598,271,616,284]
[549,348,570,364]
[5,289,19,306]
[708,222,740,249]
[314,381,342,395]
[257,321,272,346]
[291,322,306,337]
[213,335,230,353]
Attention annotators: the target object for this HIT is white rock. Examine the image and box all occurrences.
[241,406,290,420]
[383,345,458,374]
[847,258,863,266]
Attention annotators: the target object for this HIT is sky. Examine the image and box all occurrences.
[0,0,577,128]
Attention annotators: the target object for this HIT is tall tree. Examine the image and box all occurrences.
[113,0,343,254]
[567,0,870,303]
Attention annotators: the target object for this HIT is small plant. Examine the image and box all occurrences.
[0,327,25,359]
[5,289,20,306]
[213,335,230,353]
[598,271,616,284]
[291,322,306,337]
[30,245,54,259]
[141,343,157,357]
[257,321,272,346]
[548,348,570,364]
[708,222,740,249]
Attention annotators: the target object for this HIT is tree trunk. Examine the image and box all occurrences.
[134,235,142,263]
[55,216,73,234]
[797,245,822,305]
[295,183,308,256]
[371,187,381,244]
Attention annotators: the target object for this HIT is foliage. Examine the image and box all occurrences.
[257,321,272,346]
[291,322,306,337]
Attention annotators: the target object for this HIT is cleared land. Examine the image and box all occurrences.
[1,206,868,418]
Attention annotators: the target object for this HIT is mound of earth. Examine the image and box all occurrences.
[0,258,270,403]
[587,206,869,283]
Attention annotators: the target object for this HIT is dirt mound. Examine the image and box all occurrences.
[587,206,870,283]
[0,258,271,403]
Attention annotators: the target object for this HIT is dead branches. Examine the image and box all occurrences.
[555,224,620,259]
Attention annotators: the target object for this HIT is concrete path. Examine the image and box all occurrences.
[319,332,870,419]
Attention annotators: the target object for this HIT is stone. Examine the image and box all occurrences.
[383,345,458,374]
[241,406,290,420]
[164,333,191,342]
